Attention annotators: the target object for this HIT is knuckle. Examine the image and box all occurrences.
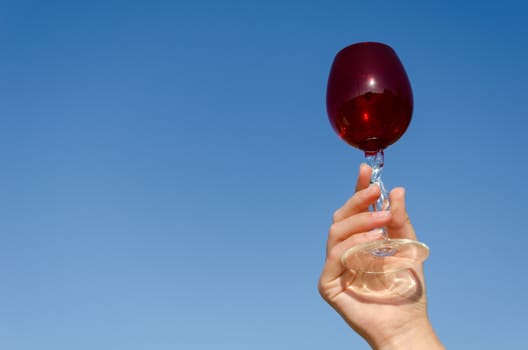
[327,245,342,261]
[317,280,331,301]
[328,223,341,240]
[332,209,341,223]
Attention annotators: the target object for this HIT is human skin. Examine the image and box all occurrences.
[318,164,445,350]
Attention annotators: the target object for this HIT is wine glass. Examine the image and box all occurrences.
[326,42,429,274]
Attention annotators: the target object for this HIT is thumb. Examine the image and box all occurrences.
[386,187,416,240]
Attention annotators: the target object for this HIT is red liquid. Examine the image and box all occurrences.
[331,90,412,151]
[326,42,413,152]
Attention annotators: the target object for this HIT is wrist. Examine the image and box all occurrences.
[374,318,444,350]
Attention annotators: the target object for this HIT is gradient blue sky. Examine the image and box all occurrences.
[1,1,527,349]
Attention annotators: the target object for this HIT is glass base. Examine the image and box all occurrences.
[341,238,429,274]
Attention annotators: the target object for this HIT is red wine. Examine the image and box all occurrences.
[326,42,413,152]
[330,90,412,151]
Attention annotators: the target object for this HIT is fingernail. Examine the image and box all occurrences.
[367,228,383,237]
[372,211,390,218]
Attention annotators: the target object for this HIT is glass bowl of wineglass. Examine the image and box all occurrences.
[326,42,429,274]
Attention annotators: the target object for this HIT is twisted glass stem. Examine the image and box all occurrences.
[366,150,390,241]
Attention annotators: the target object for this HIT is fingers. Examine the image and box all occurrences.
[320,228,383,284]
[354,163,372,192]
[322,165,392,283]
[327,210,391,251]
[386,187,416,240]
[332,184,381,223]
[320,173,419,288]
[333,164,375,223]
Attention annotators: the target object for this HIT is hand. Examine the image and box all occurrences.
[318,164,444,350]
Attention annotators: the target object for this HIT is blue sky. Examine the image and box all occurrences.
[1,0,527,349]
